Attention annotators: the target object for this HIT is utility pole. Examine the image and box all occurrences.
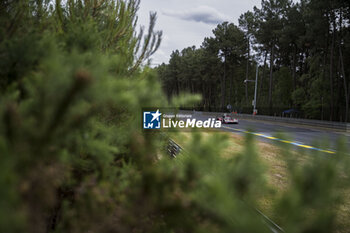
[244,63,258,115]
[253,63,258,114]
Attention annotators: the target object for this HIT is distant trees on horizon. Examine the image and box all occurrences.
[157,0,350,122]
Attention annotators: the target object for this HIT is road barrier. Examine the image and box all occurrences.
[167,139,182,158]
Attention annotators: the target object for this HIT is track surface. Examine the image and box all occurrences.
[192,112,350,153]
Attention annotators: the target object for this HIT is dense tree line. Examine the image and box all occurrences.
[157,0,350,122]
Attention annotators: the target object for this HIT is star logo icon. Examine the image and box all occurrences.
[143,109,162,129]
[150,109,162,122]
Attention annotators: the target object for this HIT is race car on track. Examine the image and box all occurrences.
[216,114,238,124]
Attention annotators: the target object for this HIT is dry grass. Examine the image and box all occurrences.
[171,131,300,190]
[170,131,350,233]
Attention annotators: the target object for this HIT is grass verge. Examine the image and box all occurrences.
[170,131,350,233]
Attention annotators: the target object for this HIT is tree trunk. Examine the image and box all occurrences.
[292,44,297,91]
[339,12,348,122]
[245,36,250,103]
[329,17,336,121]
[348,82,350,120]
[229,71,233,106]
[234,80,238,106]
[175,75,179,96]
[191,80,194,93]
[320,33,329,121]
[259,50,268,103]
[221,55,226,110]
[201,81,206,110]
[268,42,275,115]
[209,82,213,110]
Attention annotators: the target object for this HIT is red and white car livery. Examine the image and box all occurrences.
[216,114,238,124]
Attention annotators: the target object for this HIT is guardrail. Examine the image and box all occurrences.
[186,110,350,132]
[167,139,182,158]
[166,138,284,233]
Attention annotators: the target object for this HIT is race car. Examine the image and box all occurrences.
[216,114,238,124]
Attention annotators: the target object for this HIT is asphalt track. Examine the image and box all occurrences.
[192,112,350,154]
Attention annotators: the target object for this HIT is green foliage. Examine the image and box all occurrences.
[274,67,293,107]
[0,0,164,232]
[292,86,306,107]
[1,1,350,233]
[274,138,350,233]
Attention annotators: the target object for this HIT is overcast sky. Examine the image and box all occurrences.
[137,0,262,66]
